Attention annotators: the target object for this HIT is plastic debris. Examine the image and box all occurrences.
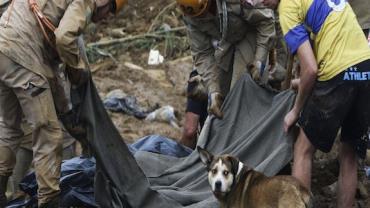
[130,135,192,157]
[103,89,158,119]
[7,157,97,208]
[145,105,180,129]
[148,49,164,65]
[7,137,192,207]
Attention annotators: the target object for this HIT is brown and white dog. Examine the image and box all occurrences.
[198,147,312,208]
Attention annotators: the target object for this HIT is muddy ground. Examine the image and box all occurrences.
[86,0,188,143]
[85,0,369,207]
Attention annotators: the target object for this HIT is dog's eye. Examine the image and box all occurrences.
[212,169,217,175]
[223,171,229,176]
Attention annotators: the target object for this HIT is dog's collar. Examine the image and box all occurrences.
[236,161,244,177]
[226,161,250,201]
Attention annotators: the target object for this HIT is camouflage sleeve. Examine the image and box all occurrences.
[185,20,220,94]
[274,14,288,68]
[54,0,95,71]
[0,0,10,17]
[244,8,276,63]
[349,0,370,30]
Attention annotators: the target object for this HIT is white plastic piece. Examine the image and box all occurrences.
[365,166,370,179]
[145,105,180,129]
[148,49,164,65]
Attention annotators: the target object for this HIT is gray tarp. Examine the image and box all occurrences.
[78,74,295,207]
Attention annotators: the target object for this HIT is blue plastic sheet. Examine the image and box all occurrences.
[7,135,192,207]
[103,90,158,119]
[7,157,97,208]
[130,135,193,157]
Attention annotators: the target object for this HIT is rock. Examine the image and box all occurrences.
[123,62,144,71]
[105,89,127,100]
[165,56,193,95]
[357,182,368,199]
[111,27,127,38]
[144,69,172,88]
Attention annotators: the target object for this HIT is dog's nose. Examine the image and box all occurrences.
[215,181,222,190]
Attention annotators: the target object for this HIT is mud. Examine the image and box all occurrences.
[86,0,369,206]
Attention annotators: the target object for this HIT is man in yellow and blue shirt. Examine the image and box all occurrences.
[263,0,370,207]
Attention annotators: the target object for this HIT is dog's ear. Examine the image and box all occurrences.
[227,156,240,176]
[197,146,213,167]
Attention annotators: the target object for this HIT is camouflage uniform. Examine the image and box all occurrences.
[8,122,76,198]
[0,0,94,205]
[268,11,288,86]
[274,13,288,68]
[184,0,278,96]
[349,0,370,31]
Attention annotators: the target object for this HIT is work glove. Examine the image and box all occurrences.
[59,109,87,140]
[247,60,265,83]
[268,63,286,83]
[187,72,208,101]
[59,86,91,157]
[60,111,91,156]
[268,63,286,90]
[66,66,90,87]
[207,92,224,119]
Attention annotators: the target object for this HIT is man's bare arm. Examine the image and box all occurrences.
[284,40,317,132]
[293,40,317,112]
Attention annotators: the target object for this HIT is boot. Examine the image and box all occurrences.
[0,176,9,208]
[39,197,60,208]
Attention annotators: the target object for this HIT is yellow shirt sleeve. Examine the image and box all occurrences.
[279,0,310,54]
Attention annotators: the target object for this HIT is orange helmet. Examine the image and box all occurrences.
[112,0,128,14]
[177,0,209,17]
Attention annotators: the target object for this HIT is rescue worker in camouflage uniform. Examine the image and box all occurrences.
[270,12,289,88]
[349,0,370,38]
[177,0,286,118]
[0,0,127,207]
[7,122,76,200]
